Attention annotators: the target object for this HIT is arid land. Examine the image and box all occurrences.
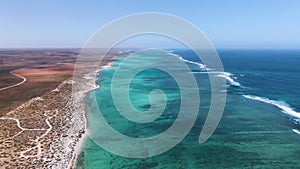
[0,49,78,115]
[0,49,117,168]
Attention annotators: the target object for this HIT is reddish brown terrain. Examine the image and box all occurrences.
[0,48,116,168]
[0,49,79,115]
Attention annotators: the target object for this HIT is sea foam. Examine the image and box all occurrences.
[175,54,240,87]
[192,71,241,87]
[292,129,300,134]
[216,72,241,87]
[243,95,300,119]
[178,56,207,69]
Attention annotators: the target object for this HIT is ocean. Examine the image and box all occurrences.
[76,49,300,169]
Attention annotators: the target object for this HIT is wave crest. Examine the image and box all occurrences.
[216,72,241,87]
[243,95,300,119]
[177,56,241,87]
[178,56,207,69]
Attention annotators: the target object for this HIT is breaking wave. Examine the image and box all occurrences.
[243,95,300,119]
[178,56,207,69]
[216,72,241,87]
[192,71,241,87]
[170,51,300,133]
[177,56,240,87]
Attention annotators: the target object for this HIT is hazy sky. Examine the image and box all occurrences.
[1,0,300,48]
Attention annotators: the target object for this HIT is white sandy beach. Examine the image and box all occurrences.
[67,61,113,169]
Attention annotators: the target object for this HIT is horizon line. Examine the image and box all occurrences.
[1,47,300,50]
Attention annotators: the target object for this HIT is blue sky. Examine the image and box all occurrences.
[1,0,299,48]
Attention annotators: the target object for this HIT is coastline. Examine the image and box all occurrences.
[0,59,113,168]
[69,49,300,169]
[2,49,300,168]
[68,61,113,169]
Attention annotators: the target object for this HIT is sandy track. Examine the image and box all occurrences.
[0,70,27,92]
[20,117,53,158]
[0,116,52,158]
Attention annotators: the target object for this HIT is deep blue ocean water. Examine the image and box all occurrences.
[76,49,300,169]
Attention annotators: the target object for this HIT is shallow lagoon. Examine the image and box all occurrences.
[76,49,300,169]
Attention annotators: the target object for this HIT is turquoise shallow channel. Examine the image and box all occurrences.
[76,49,300,169]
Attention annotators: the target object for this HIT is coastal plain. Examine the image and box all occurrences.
[0,49,116,168]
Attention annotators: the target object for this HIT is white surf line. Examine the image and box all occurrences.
[0,70,27,92]
[193,71,241,87]
[243,95,300,119]
[292,129,300,135]
[20,117,53,158]
[178,56,207,69]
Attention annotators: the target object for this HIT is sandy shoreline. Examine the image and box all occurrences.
[68,61,113,169]
[0,52,115,168]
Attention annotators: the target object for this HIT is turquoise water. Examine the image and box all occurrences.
[76,49,300,168]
